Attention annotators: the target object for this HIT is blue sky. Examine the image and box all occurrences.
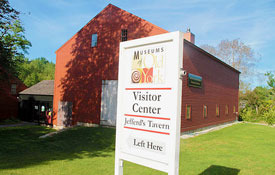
[9,0,275,87]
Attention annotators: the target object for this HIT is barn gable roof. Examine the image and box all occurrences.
[55,3,168,53]
[19,80,54,96]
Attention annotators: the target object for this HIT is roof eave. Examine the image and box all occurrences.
[184,39,241,74]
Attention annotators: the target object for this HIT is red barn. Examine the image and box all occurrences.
[0,69,27,121]
[53,4,239,132]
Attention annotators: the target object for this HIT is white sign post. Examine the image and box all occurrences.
[115,31,183,175]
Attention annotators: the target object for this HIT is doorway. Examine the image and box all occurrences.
[100,80,118,126]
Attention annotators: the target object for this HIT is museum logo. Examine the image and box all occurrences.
[131,46,165,84]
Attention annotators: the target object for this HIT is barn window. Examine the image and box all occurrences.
[203,105,207,118]
[216,104,220,117]
[11,84,17,94]
[225,105,229,115]
[233,105,236,114]
[121,29,128,41]
[91,33,98,47]
[186,104,191,119]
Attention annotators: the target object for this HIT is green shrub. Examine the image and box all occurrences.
[239,107,259,122]
[263,107,275,125]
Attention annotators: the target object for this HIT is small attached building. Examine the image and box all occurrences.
[19,80,54,124]
[181,39,239,132]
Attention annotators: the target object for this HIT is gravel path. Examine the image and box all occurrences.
[181,121,240,139]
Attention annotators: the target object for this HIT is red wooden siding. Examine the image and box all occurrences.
[181,40,239,132]
[0,72,27,120]
[53,4,168,125]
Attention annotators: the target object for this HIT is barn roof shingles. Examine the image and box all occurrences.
[19,80,54,96]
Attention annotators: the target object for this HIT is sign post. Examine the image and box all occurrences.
[115,31,183,175]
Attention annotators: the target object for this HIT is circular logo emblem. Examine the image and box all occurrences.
[131,70,141,83]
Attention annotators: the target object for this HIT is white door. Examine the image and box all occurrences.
[100,80,118,126]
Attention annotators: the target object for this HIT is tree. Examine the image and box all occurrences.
[201,39,259,91]
[265,72,275,90]
[264,72,275,102]
[17,57,55,87]
[0,0,19,35]
[239,75,275,125]
[0,0,31,77]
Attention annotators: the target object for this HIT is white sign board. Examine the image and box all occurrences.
[115,31,183,175]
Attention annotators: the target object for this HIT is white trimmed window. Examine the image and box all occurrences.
[216,104,220,117]
[11,84,17,94]
[203,105,207,118]
[91,33,98,47]
[186,104,191,119]
[225,105,229,115]
[121,29,127,41]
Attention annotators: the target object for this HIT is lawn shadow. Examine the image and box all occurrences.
[199,165,240,175]
[0,126,115,170]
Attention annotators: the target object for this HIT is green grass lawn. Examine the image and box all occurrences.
[0,118,21,125]
[0,123,274,175]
